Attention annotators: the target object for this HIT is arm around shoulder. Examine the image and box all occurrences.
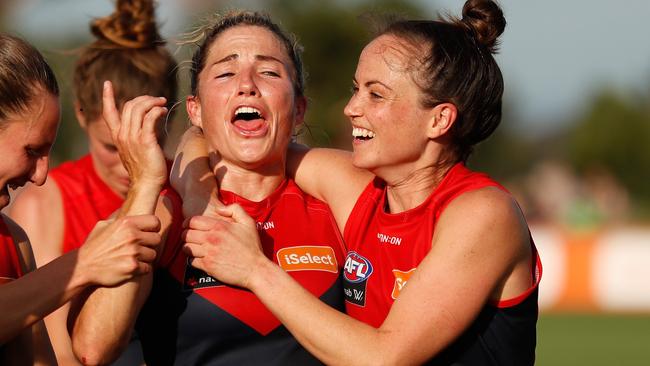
[287,145,373,230]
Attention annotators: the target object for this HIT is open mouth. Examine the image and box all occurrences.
[352,127,375,141]
[231,106,268,136]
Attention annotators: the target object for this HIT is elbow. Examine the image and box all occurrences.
[72,336,125,366]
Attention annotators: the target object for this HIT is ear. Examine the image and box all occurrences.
[293,96,307,127]
[186,95,202,128]
[74,100,88,130]
[426,103,457,139]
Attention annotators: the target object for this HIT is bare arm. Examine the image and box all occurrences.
[171,128,373,231]
[9,177,81,364]
[0,217,56,364]
[169,125,221,219]
[184,188,533,365]
[70,81,171,365]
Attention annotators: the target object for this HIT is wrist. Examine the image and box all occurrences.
[247,256,279,293]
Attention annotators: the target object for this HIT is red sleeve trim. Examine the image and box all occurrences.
[494,239,543,309]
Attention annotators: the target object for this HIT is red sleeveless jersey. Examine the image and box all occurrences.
[342,163,541,365]
[0,215,23,285]
[49,155,123,253]
[137,180,347,365]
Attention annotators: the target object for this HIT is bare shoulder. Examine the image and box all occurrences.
[432,186,530,275]
[10,179,63,216]
[290,146,374,231]
[441,186,528,239]
[8,179,64,265]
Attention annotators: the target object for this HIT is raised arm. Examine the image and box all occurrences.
[184,187,533,365]
[70,81,171,364]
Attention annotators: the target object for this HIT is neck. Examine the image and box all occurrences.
[382,162,451,213]
[210,154,286,202]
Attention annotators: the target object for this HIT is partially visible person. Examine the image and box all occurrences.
[9,0,177,364]
[175,1,541,364]
[70,11,347,365]
[0,33,161,365]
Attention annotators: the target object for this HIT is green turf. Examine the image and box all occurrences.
[536,313,650,365]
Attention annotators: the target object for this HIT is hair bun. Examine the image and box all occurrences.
[90,0,162,49]
[460,0,506,53]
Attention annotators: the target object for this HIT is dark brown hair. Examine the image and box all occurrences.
[0,34,59,125]
[187,10,305,97]
[381,0,506,163]
[73,0,177,126]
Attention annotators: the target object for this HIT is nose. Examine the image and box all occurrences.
[30,155,50,186]
[344,93,362,119]
[238,70,259,97]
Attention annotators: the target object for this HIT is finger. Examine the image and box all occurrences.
[142,104,168,140]
[182,228,212,246]
[137,246,158,263]
[187,215,221,231]
[128,97,167,139]
[218,204,255,226]
[129,215,162,232]
[136,262,152,276]
[102,81,121,135]
[137,232,162,248]
[183,243,206,258]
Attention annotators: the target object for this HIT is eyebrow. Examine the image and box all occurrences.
[352,78,393,91]
[211,54,285,66]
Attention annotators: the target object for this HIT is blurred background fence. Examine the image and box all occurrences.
[2,0,649,364]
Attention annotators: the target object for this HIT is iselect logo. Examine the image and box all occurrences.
[277,246,338,273]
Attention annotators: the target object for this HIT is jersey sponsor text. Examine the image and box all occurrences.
[277,246,338,273]
[377,233,402,246]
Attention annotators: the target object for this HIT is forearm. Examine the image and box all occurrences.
[32,319,57,366]
[71,181,160,363]
[249,260,395,366]
[0,252,88,343]
[44,303,82,365]
[71,275,152,364]
[120,181,163,217]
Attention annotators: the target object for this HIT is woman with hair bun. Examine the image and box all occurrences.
[9,0,177,364]
[176,0,540,364]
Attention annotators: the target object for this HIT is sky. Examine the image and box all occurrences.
[5,0,650,136]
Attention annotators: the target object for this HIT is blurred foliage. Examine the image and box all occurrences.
[564,90,650,217]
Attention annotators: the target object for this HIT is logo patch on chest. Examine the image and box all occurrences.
[391,268,416,299]
[182,259,225,291]
[277,246,338,273]
[342,251,373,306]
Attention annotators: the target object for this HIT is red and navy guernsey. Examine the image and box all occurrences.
[136,179,346,365]
[342,163,541,365]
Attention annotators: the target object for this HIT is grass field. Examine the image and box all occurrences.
[536,313,650,365]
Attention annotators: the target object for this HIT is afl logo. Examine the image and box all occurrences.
[343,251,373,283]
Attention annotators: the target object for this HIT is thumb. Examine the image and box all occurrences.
[216,204,254,225]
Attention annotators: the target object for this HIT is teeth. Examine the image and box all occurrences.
[352,127,375,138]
[235,106,261,116]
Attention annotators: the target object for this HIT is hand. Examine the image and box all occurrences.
[77,215,162,287]
[182,204,265,288]
[102,80,168,188]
